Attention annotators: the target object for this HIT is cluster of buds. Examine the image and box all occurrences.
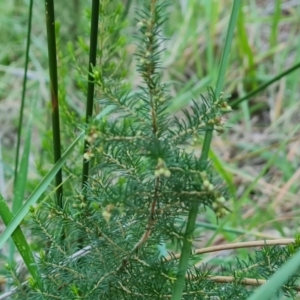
[219,101,232,113]
[85,125,100,144]
[83,149,94,161]
[154,158,171,178]
[102,204,115,223]
[201,92,232,135]
[215,93,232,111]
[136,18,156,72]
[139,47,153,66]
[191,134,201,146]
[200,171,214,191]
[153,90,166,103]
[206,116,226,135]
[92,69,101,81]
[137,18,152,33]
[200,171,228,217]
[212,196,228,218]
[83,125,103,160]
[215,94,232,134]
[72,194,87,209]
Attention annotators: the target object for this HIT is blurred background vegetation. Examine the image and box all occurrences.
[0,0,299,277]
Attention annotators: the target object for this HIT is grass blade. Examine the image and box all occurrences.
[247,247,300,300]
[237,5,256,90]
[0,132,84,250]
[171,2,242,299]
[0,194,39,281]
[12,113,33,214]
[231,61,300,107]
[14,0,33,183]
[209,149,236,197]
[269,0,281,48]
[9,111,33,261]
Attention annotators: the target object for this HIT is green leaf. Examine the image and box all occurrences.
[0,132,84,250]
[9,112,33,261]
[13,105,33,214]
[0,194,39,281]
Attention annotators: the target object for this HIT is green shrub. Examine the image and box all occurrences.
[1,1,300,300]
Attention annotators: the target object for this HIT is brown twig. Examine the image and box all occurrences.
[208,275,266,286]
[132,177,160,253]
[167,238,295,260]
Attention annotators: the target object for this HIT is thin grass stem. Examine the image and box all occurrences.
[82,0,100,189]
[14,0,33,185]
[171,1,242,299]
[231,61,300,107]
[44,0,63,207]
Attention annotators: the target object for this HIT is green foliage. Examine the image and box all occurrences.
[1,1,300,300]
[23,2,230,298]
